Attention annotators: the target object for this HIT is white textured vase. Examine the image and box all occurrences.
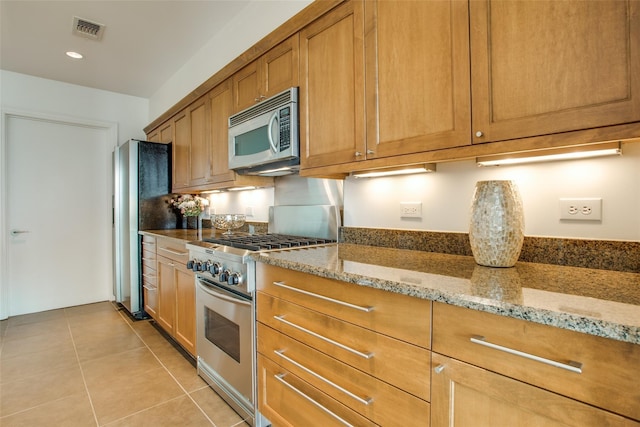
[469,180,524,267]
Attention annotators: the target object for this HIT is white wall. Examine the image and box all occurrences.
[343,142,640,241]
[149,0,312,120]
[205,187,274,223]
[1,70,148,142]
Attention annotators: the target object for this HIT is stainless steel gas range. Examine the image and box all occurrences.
[186,204,341,426]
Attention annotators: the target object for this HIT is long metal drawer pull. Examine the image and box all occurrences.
[470,335,583,374]
[274,349,373,405]
[141,273,156,279]
[274,374,354,427]
[274,315,373,359]
[158,247,188,256]
[272,281,374,312]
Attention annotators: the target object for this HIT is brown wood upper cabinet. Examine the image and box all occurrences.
[170,96,209,191]
[147,121,173,144]
[232,34,300,113]
[300,0,640,173]
[470,0,640,144]
[300,0,471,170]
[300,0,366,169]
[365,0,471,159]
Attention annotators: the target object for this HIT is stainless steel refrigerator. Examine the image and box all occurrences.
[113,139,174,319]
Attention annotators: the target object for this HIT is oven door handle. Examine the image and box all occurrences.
[197,279,251,306]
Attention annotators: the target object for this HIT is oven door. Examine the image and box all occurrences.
[196,276,253,412]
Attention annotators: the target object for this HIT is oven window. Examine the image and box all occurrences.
[204,307,241,363]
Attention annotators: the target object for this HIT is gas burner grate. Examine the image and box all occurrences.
[204,233,335,251]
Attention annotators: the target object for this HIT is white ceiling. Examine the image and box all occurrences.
[0,1,251,98]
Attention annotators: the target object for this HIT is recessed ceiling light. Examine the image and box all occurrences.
[66,51,83,59]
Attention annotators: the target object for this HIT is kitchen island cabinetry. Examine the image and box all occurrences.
[256,263,431,426]
[232,34,299,113]
[432,302,640,425]
[155,237,196,356]
[140,235,158,319]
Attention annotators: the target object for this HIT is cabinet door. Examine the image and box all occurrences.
[431,353,638,427]
[157,256,176,334]
[158,121,173,144]
[365,0,471,158]
[174,264,195,356]
[262,34,299,99]
[300,0,366,169]
[172,110,190,190]
[233,61,260,113]
[470,0,640,144]
[188,97,209,187]
[208,79,236,184]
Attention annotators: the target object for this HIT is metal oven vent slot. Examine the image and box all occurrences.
[72,16,105,40]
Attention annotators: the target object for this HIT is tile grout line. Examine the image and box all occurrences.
[65,307,101,427]
[113,306,219,426]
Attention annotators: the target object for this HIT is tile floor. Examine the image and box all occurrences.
[0,301,249,426]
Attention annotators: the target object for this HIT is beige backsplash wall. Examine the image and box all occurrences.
[344,141,640,242]
[207,141,640,242]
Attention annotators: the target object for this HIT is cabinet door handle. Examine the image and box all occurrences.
[142,284,157,291]
[274,373,354,427]
[272,281,374,312]
[159,247,187,256]
[470,335,583,374]
[141,273,156,279]
[274,349,373,405]
[274,315,373,359]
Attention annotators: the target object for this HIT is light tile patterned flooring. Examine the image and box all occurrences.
[0,301,249,426]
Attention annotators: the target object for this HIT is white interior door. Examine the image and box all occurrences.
[4,114,114,316]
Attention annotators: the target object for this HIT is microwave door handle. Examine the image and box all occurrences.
[267,110,279,153]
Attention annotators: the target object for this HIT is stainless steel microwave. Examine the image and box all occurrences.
[228,87,299,176]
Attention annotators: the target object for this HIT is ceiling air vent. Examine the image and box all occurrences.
[72,16,105,41]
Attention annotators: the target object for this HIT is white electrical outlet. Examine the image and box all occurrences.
[559,198,602,221]
[400,202,422,218]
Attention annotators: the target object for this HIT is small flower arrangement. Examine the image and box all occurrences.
[170,194,209,217]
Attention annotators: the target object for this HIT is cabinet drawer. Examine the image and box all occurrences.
[259,323,430,425]
[432,302,640,421]
[257,264,431,349]
[141,248,157,270]
[156,238,189,264]
[258,354,376,427]
[258,292,430,401]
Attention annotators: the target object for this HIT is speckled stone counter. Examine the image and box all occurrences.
[252,243,640,345]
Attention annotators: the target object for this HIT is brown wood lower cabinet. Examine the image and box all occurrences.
[431,353,638,427]
[140,235,158,319]
[432,302,640,426]
[156,238,196,356]
[256,263,431,426]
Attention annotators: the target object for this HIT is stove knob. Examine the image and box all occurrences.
[228,272,243,286]
[186,259,195,269]
[192,261,202,272]
[219,269,231,283]
[201,260,211,272]
[209,262,222,276]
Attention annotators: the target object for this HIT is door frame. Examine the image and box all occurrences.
[0,108,118,320]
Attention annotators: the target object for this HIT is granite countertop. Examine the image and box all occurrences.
[251,243,640,345]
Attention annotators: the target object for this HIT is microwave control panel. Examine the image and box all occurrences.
[279,107,291,152]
